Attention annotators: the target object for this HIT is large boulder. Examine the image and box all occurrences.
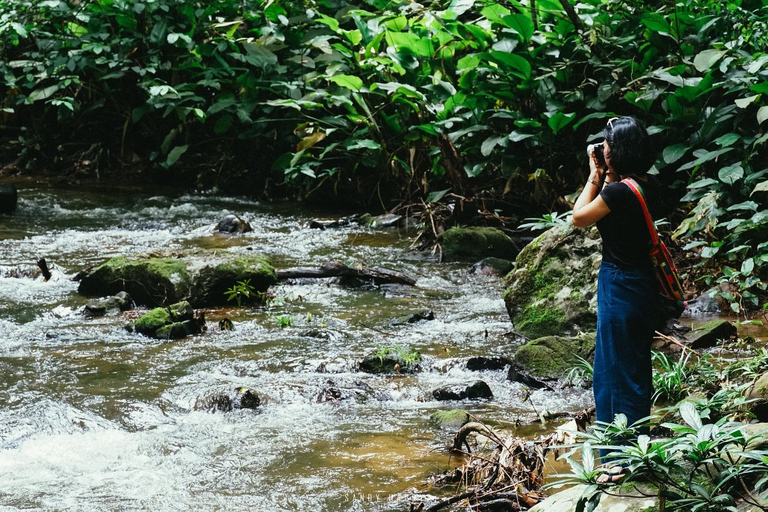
[0,184,18,214]
[190,255,276,306]
[440,227,520,262]
[748,373,768,422]
[78,254,277,307]
[513,334,595,380]
[504,224,601,339]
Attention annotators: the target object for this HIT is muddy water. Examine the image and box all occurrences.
[0,184,595,510]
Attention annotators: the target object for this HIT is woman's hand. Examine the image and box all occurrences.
[587,145,605,183]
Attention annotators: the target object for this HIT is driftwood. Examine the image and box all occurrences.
[277,261,417,286]
[37,258,52,281]
[418,406,597,512]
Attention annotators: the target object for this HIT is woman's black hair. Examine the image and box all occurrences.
[603,117,654,177]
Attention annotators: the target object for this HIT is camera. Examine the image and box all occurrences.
[590,142,606,168]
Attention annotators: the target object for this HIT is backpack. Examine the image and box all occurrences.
[623,178,687,310]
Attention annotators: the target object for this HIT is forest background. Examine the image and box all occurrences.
[1,0,767,313]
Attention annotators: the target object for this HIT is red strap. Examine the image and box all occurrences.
[623,178,660,246]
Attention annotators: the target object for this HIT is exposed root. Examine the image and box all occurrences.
[418,407,595,511]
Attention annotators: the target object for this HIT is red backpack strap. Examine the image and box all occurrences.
[623,178,660,246]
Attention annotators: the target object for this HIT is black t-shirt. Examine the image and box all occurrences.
[597,176,664,268]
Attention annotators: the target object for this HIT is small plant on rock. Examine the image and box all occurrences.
[224,279,258,307]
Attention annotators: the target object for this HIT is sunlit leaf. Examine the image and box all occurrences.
[718,164,744,185]
[751,180,768,196]
[735,95,759,108]
[693,49,726,72]
[329,75,364,91]
[742,258,755,276]
[758,106,768,125]
[680,402,703,430]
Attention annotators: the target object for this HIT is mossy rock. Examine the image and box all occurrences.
[430,409,470,429]
[504,224,601,338]
[513,334,595,380]
[78,254,277,307]
[78,256,192,307]
[440,227,519,262]
[134,300,198,339]
[685,319,737,349]
[190,255,277,306]
[359,349,421,374]
[134,307,172,335]
[749,373,768,422]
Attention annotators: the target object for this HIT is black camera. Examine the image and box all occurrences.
[590,143,606,168]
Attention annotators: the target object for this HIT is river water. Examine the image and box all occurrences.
[0,183,599,511]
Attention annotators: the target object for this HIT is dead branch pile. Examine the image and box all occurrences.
[413,407,595,512]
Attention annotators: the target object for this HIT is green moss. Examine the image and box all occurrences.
[191,255,277,306]
[215,255,277,281]
[79,257,192,306]
[514,334,595,379]
[134,307,171,335]
[430,409,470,428]
[155,322,188,339]
[515,305,566,341]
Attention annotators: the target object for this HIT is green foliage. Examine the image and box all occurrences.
[375,345,421,366]
[224,279,257,307]
[564,354,593,388]
[652,350,694,404]
[553,406,768,512]
[518,211,573,232]
[3,0,768,306]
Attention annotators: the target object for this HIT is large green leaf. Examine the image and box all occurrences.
[487,51,531,79]
[501,14,534,42]
[328,75,364,91]
[718,164,744,185]
[547,112,576,134]
[693,49,726,72]
[480,4,511,23]
[663,144,689,164]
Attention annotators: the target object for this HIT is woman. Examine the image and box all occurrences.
[572,116,663,470]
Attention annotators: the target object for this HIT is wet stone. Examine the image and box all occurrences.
[432,380,493,401]
[391,310,435,326]
[214,214,252,233]
[466,356,512,371]
[194,387,261,413]
[83,291,133,318]
[469,257,513,277]
[507,364,550,390]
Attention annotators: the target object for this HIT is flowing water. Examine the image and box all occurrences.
[0,182,641,511]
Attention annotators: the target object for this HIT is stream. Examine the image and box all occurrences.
[0,182,694,511]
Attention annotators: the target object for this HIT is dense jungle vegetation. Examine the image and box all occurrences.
[1,0,768,311]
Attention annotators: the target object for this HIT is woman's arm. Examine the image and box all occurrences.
[572,147,613,228]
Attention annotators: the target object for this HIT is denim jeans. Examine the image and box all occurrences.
[594,261,657,461]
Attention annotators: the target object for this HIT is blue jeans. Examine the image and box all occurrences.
[594,261,657,461]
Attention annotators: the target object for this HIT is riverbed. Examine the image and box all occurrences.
[0,183,600,511]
